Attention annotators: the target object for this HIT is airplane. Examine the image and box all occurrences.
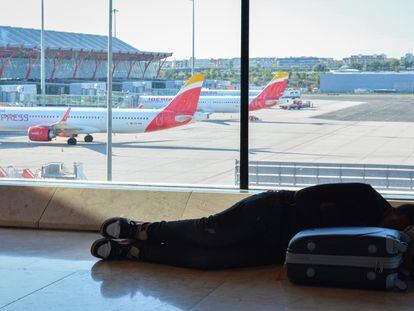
[200,89,261,97]
[138,72,289,119]
[0,74,205,145]
[200,87,300,98]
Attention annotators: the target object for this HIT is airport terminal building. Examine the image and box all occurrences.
[320,71,414,93]
[0,26,172,82]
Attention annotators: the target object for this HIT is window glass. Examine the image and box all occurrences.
[249,0,414,194]
[110,0,241,186]
[0,0,241,187]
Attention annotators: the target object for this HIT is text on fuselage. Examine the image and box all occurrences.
[0,114,29,121]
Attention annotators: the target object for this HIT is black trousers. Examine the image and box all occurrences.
[138,191,294,269]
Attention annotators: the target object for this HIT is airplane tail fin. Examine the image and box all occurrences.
[145,74,205,132]
[163,73,205,114]
[249,72,289,111]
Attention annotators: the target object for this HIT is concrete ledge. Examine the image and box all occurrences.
[39,188,192,231]
[0,184,249,231]
[0,186,56,228]
[183,192,250,219]
[0,183,411,232]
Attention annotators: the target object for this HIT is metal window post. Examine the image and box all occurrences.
[107,0,113,181]
[113,8,119,38]
[191,0,195,75]
[40,0,45,96]
[240,0,249,189]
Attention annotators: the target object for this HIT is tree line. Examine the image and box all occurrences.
[160,68,319,90]
[312,59,414,72]
[159,58,414,90]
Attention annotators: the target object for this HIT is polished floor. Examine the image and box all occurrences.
[1,228,414,311]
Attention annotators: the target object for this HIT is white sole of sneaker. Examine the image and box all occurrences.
[105,221,121,238]
[96,241,111,258]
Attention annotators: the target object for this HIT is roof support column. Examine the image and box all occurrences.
[49,50,64,81]
[0,49,17,80]
[111,59,121,77]
[141,59,153,79]
[92,56,102,80]
[25,51,40,80]
[127,60,137,79]
[72,51,87,80]
[137,61,143,78]
[155,58,167,79]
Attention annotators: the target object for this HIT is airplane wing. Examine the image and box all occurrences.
[193,111,211,122]
[49,108,100,136]
[199,108,214,113]
[53,124,100,135]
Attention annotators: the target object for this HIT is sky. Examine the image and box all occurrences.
[1,0,414,60]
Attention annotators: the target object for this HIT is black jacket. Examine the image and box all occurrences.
[291,183,391,233]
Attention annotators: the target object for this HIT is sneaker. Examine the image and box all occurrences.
[100,217,150,240]
[90,238,141,260]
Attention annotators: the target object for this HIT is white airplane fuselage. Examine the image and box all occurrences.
[200,89,261,97]
[0,73,205,145]
[0,107,162,133]
[140,96,258,113]
[139,73,290,114]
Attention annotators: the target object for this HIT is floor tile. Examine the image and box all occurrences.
[1,228,414,311]
[0,268,74,308]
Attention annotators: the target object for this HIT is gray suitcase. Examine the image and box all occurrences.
[285,227,410,291]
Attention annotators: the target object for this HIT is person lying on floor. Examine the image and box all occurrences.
[90,183,414,270]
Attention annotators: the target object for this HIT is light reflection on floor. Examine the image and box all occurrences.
[1,228,413,311]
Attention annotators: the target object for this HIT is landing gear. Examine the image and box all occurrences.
[84,134,93,143]
[67,137,77,145]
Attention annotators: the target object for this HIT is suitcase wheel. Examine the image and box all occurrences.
[396,279,408,292]
[366,271,376,281]
[368,244,377,254]
[307,241,316,252]
[306,267,316,278]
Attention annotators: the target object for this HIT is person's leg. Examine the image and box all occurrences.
[146,191,291,248]
[139,240,283,270]
[90,235,286,269]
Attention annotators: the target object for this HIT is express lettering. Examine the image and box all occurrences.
[0,114,29,122]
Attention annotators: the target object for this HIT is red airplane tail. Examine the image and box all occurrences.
[249,72,289,111]
[145,74,205,132]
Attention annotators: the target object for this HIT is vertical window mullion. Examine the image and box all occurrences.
[240,0,249,189]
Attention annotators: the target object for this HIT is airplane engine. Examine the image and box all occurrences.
[193,112,210,122]
[28,126,55,141]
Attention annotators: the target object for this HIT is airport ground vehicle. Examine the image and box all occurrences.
[279,99,313,110]
[249,115,260,122]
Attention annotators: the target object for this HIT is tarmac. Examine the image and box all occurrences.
[1,95,414,186]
